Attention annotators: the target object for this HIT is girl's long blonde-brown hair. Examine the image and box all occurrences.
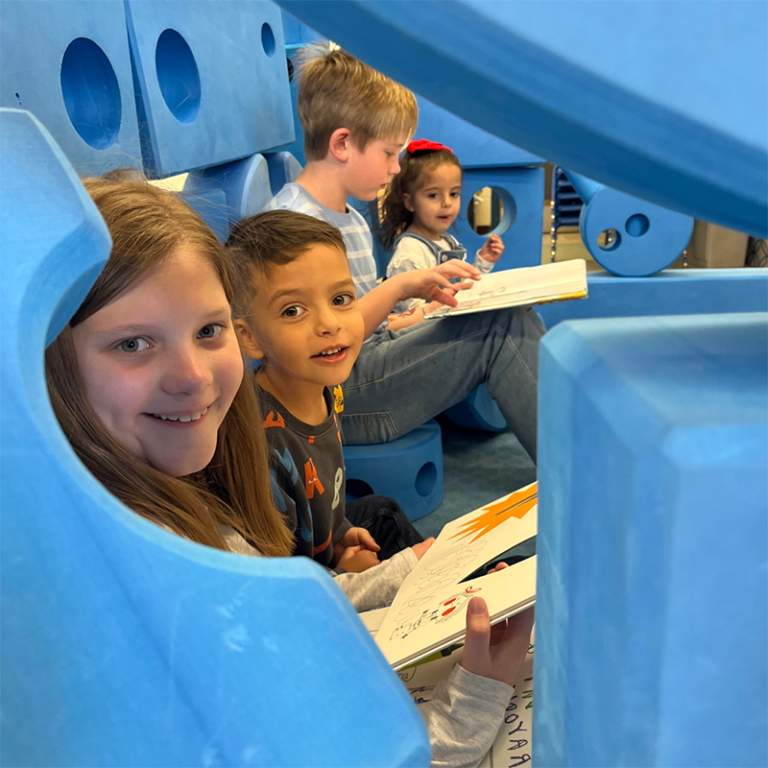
[45,174,294,557]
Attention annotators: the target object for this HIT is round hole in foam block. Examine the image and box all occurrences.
[343,420,444,521]
[155,29,201,123]
[261,23,276,57]
[60,38,121,149]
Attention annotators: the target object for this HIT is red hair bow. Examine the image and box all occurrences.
[407,139,452,154]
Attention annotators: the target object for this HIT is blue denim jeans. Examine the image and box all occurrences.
[341,307,544,462]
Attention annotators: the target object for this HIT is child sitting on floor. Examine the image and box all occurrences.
[227,209,451,573]
[380,139,504,314]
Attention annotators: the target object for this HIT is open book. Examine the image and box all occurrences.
[367,483,537,670]
[425,259,587,318]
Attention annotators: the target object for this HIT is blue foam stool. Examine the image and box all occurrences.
[443,383,506,433]
[265,150,303,195]
[567,171,695,276]
[343,420,444,522]
[535,313,768,767]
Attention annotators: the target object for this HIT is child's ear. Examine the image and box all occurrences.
[403,192,415,213]
[329,127,352,162]
[234,319,266,362]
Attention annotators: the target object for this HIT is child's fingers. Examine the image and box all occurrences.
[436,261,481,280]
[358,529,380,552]
[460,597,492,675]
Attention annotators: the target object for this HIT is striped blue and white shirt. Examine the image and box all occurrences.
[266,183,387,336]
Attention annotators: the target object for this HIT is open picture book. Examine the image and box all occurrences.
[362,482,538,671]
[425,259,587,318]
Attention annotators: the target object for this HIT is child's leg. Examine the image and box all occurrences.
[345,495,424,561]
[341,307,544,462]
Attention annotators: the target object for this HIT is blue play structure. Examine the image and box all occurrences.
[2,1,768,766]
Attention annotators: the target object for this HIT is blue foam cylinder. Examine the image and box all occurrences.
[535,269,768,330]
[535,313,768,767]
[566,170,695,276]
[125,1,294,177]
[0,1,141,175]
[0,108,429,767]
[265,150,303,195]
[443,384,506,433]
[184,154,273,232]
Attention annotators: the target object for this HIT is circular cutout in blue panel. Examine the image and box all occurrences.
[598,228,622,251]
[261,23,276,57]
[626,213,650,237]
[346,479,374,501]
[155,29,201,123]
[415,462,437,498]
[60,38,121,150]
[467,186,517,237]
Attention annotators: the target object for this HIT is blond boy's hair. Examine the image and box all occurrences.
[298,48,418,161]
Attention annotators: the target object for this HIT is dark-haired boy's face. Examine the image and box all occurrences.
[237,244,364,391]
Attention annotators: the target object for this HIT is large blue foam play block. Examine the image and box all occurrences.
[343,421,444,522]
[0,108,429,767]
[535,314,768,767]
[265,150,303,195]
[279,1,767,236]
[442,384,506,433]
[453,166,544,272]
[125,1,294,178]
[414,95,543,168]
[0,1,141,176]
[535,269,768,330]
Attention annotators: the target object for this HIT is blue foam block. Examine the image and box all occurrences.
[125,1,295,177]
[0,1,141,175]
[443,384,506,433]
[567,171,694,276]
[535,314,768,767]
[535,269,768,330]
[265,150,303,195]
[343,421,444,521]
[453,166,544,271]
[414,95,543,168]
[0,108,429,767]
[278,0,767,236]
[184,154,273,232]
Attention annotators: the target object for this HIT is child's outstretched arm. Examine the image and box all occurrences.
[357,261,481,338]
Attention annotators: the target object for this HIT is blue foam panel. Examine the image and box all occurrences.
[184,154,273,232]
[535,269,768,330]
[414,95,543,169]
[277,0,768,237]
[535,314,768,766]
[0,108,429,767]
[265,150,303,195]
[566,171,694,276]
[0,1,141,176]
[180,187,231,244]
[125,1,295,178]
[454,166,544,271]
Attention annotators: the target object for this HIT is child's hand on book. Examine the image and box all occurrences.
[460,597,534,688]
[395,261,480,307]
[478,235,504,263]
[411,537,435,561]
[337,546,380,573]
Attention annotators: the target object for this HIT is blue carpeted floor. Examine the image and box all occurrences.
[413,416,537,559]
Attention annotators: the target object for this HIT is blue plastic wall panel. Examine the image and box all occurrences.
[535,269,768,330]
[454,166,544,271]
[0,1,142,176]
[414,95,543,168]
[277,1,768,237]
[184,153,273,232]
[0,109,429,768]
[125,0,295,178]
[535,314,768,766]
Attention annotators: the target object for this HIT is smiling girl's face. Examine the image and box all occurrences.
[71,248,244,477]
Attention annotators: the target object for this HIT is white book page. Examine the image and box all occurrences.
[375,484,538,669]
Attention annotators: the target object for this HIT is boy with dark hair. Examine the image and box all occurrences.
[267,48,544,463]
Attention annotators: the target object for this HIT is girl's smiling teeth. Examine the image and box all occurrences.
[313,345,347,358]
[149,407,209,422]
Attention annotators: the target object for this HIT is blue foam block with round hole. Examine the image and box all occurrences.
[567,171,695,276]
[0,108,429,768]
[125,0,294,178]
[442,384,506,433]
[535,313,768,767]
[343,420,444,522]
[452,166,544,272]
[0,1,141,176]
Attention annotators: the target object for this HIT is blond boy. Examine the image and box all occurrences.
[267,49,544,463]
